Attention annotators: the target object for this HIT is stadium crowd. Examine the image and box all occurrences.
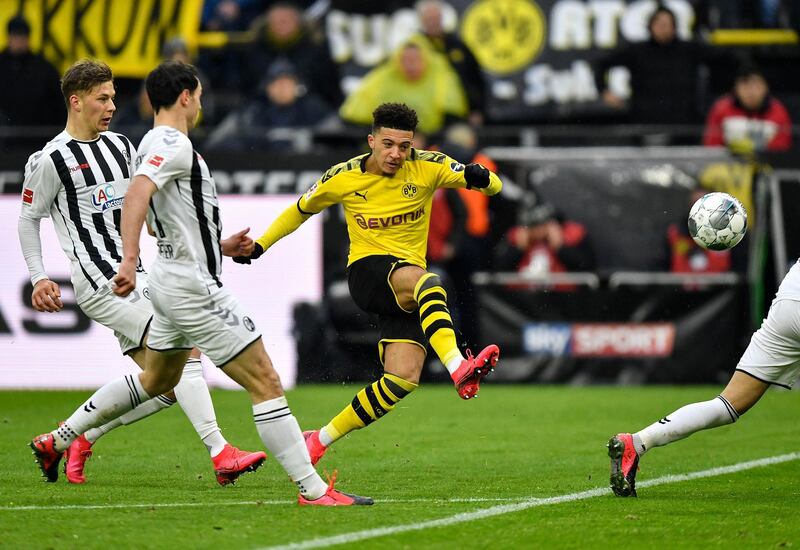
[1,1,798,154]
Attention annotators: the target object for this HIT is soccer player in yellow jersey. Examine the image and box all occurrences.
[234,103,502,464]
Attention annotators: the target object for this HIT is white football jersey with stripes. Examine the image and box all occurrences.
[20,130,136,302]
[135,126,223,289]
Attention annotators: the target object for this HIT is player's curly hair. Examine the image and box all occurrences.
[146,60,200,114]
[60,59,113,109]
[372,103,418,133]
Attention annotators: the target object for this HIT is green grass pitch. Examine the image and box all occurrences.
[1,385,798,549]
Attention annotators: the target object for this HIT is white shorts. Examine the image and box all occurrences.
[737,298,800,389]
[78,275,154,355]
[146,277,261,367]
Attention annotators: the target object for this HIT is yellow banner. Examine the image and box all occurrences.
[0,0,202,78]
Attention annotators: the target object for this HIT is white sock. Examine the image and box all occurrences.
[84,420,121,444]
[173,358,228,457]
[318,426,334,447]
[253,396,328,499]
[445,356,464,375]
[636,395,739,455]
[83,394,176,443]
[54,374,150,452]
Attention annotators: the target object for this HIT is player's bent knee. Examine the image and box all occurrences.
[391,266,428,309]
[140,369,182,397]
[416,272,443,295]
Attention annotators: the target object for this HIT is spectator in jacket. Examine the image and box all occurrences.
[593,6,714,124]
[0,15,63,128]
[703,65,792,152]
[415,0,486,125]
[494,197,595,289]
[205,59,333,151]
[243,2,342,108]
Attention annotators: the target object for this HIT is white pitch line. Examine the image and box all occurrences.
[262,452,800,550]
[3,452,797,522]
[0,496,527,512]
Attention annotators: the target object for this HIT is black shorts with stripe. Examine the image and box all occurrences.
[347,255,426,351]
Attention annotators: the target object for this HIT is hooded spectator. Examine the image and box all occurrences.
[339,36,468,135]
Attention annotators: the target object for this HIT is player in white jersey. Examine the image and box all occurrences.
[34,60,372,505]
[608,260,800,497]
[25,59,267,486]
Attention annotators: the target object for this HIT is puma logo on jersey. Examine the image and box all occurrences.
[354,190,368,201]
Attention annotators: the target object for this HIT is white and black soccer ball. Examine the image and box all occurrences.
[687,192,747,251]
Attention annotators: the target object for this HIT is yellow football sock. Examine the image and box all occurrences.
[414,273,461,366]
[324,373,417,443]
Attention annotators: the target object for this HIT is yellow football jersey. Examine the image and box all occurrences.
[299,149,499,268]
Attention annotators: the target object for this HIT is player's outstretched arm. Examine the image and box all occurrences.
[114,175,157,296]
[233,203,310,264]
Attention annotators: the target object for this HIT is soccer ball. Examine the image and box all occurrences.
[688,192,747,251]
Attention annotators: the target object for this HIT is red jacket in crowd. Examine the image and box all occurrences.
[703,95,792,152]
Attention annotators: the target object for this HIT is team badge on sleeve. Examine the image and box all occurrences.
[22,188,34,205]
[450,161,465,173]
